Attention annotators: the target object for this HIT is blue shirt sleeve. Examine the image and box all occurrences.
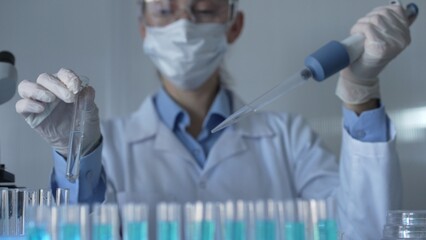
[50,141,106,204]
[342,105,390,142]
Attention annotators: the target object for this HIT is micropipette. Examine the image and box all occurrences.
[66,77,89,182]
[212,2,419,133]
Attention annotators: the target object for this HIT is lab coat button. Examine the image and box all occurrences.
[199,181,206,189]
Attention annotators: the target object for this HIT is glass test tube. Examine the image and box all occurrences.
[123,203,149,240]
[25,205,52,240]
[58,205,90,240]
[254,200,277,240]
[1,188,11,236]
[92,203,120,240]
[54,188,70,206]
[66,76,89,182]
[185,202,219,240]
[0,188,30,236]
[278,200,307,240]
[157,202,181,240]
[315,198,338,240]
[223,200,251,240]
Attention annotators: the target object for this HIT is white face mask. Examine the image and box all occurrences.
[143,19,228,90]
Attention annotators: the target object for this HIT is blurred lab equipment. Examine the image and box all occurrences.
[0,51,17,105]
[0,188,69,238]
[211,3,419,133]
[157,202,181,240]
[382,210,426,239]
[0,51,18,188]
[2,199,341,239]
[185,201,221,240]
[123,203,149,240]
[92,203,120,240]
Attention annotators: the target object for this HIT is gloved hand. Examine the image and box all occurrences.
[336,4,413,104]
[16,68,101,157]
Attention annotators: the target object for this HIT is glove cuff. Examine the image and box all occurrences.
[336,74,381,104]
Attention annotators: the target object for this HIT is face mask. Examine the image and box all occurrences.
[143,19,228,90]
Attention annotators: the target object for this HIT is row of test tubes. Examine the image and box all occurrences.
[0,188,69,237]
[161,199,340,240]
[20,198,341,240]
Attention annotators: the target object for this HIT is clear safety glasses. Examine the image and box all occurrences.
[141,0,238,27]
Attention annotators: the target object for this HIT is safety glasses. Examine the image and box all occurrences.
[141,0,238,27]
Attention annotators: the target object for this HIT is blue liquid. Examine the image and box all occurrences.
[26,227,50,240]
[255,220,276,240]
[188,221,215,240]
[60,224,81,240]
[125,221,148,240]
[157,221,179,240]
[225,220,246,240]
[284,222,305,240]
[92,224,113,240]
[317,219,338,240]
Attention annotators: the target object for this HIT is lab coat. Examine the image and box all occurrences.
[100,92,401,239]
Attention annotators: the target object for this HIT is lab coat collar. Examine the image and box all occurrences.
[124,90,276,143]
[124,94,159,143]
[124,91,276,171]
[124,95,196,163]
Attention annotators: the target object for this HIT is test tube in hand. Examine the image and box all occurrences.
[66,76,89,182]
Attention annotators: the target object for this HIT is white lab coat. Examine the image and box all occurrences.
[100,92,401,239]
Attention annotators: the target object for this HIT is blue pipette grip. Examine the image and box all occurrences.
[305,3,418,82]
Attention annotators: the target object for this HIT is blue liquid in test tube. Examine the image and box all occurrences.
[284,222,305,240]
[189,221,215,240]
[126,221,148,240]
[26,226,51,240]
[158,221,179,240]
[60,223,81,240]
[92,224,113,240]
[318,219,338,240]
[225,220,246,240]
[255,220,276,240]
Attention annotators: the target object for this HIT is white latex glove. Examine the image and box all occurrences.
[16,68,101,156]
[336,4,413,104]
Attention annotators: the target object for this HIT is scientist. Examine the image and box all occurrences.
[15,0,414,238]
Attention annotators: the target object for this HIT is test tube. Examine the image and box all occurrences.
[315,198,339,240]
[185,202,219,240]
[223,200,252,240]
[157,202,181,240]
[277,200,307,240]
[58,204,90,240]
[1,188,11,236]
[25,205,52,240]
[254,200,277,240]
[92,203,120,240]
[66,76,89,182]
[54,188,70,206]
[123,203,149,240]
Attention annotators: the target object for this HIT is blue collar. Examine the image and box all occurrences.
[154,87,231,133]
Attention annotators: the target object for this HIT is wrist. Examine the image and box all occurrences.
[344,99,380,115]
[335,70,381,104]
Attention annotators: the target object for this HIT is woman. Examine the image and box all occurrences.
[16,0,413,238]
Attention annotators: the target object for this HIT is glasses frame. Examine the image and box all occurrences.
[140,0,239,27]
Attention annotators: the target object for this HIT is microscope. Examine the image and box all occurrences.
[0,50,18,188]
